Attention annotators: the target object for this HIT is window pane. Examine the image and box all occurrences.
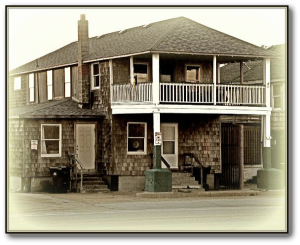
[163,141,175,154]
[128,138,145,152]
[48,85,53,100]
[43,125,60,139]
[273,84,281,96]
[128,124,145,137]
[93,64,99,75]
[47,71,52,85]
[94,76,100,87]
[161,75,171,82]
[136,74,147,83]
[42,140,59,154]
[186,66,200,82]
[274,97,282,109]
[65,67,71,83]
[65,82,71,97]
[162,127,175,140]
[30,88,34,102]
[134,64,147,74]
[14,77,21,90]
[29,74,34,87]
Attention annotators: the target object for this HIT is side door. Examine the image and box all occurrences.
[161,123,178,169]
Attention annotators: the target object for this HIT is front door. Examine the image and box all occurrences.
[75,124,96,170]
[161,123,178,169]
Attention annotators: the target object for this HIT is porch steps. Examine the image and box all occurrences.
[172,172,205,191]
[77,174,110,193]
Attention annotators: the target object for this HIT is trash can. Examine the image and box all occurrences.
[49,166,70,193]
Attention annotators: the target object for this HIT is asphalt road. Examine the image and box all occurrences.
[7,192,287,232]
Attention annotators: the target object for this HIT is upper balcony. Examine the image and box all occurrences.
[110,53,271,116]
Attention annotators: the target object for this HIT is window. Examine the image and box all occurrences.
[64,67,71,97]
[47,70,53,100]
[29,73,35,102]
[91,63,100,89]
[186,65,200,82]
[134,63,148,83]
[272,83,283,110]
[160,65,173,82]
[244,126,261,166]
[14,77,21,90]
[41,124,62,157]
[127,122,147,155]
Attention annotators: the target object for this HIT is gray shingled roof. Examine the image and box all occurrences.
[220,45,286,83]
[9,99,105,118]
[10,17,277,75]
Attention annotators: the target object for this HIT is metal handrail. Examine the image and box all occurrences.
[69,154,85,193]
[161,156,171,169]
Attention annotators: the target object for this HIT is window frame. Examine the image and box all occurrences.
[272,83,284,111]
[185,64,201,83]
[64,67,71,97]
[41,124,62,158]
[127,122,147,155]
[47,70,53,100]
[134,63,149,83]
[91,62,100,90]
[14,76,21,90]
[29,73,35,102]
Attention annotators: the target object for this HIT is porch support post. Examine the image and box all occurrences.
[153,112,161,169]
[144,111,172,192]
[240,62,244,84]
[217,63,221,84]
[257,58,283,190]
[213,55,217,105]
[130,56,134,85]
[152,53,160,105]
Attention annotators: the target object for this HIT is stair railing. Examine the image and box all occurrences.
[161,156,171,169]
[69,153,85,193]
[183,153,210,188]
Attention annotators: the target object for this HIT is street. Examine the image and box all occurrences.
[7,192,287,232]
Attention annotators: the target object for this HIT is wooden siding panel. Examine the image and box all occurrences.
[71,66,78,100]
[38,71,47,103]
[53,68,64,98]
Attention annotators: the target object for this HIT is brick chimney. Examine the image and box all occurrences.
[77,14,90,107]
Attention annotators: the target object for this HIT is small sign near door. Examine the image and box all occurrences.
[155,132,162,145]
[31,140,38,150]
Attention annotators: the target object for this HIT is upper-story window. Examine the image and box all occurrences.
[134,63,148,83]
[14,77,21,90]
[47,70,53,100]
[272,83,284,110]
[29,73,35,102]
[64,67,71,97]
[91,63,100,90]
[186,65,200,82]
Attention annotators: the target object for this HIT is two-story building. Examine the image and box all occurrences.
[8,15,280,193]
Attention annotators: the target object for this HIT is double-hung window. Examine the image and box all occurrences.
[64,67,71,97]
[91,63,100,89]
[272,83,283,110]
[47,70,53,100]
[14,77,21,90]
[29,73,35,102]
[127,122,147,155]
[186,65,200,82]
[41,124,62,157]
[134,63,148,83]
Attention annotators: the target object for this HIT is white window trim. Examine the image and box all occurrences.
[64,67,71,97]
[29,73,35,102]
[127,122,147,155]
[272,83,284,111]
[134,62,149,83]
[47,70,53,100]
[91,62,100,90]
[41,124,62,157]
[185,64,201,83]
[14,76,21,90]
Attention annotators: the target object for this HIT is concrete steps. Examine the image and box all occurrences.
[172,172,204,191]
[76,174,110,193]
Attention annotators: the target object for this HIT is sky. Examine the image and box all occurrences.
[7,7,287,70]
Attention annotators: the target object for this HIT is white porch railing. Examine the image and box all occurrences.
[216,84,265,105]
[111,83,153,103]
[160,83,213,104]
